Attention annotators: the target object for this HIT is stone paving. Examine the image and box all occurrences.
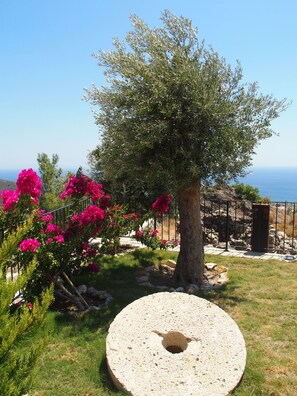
[118,237,295,262]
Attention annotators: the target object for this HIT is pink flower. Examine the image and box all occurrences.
[80,205,105,225]
[16,169,42,199]
[45,223,63,234]
[81,242,97,257]
[46,238,53,243]
[100,195,111,209]
[54,235,64,243]
[135,230,144,238]
[19,239,41,252]
[60,175,87,199]
[151,229,158,236]
[87,262,100,273]
[42,213,53,223]
[123,213,139,221]
[82,242,90,250]
[87,180,105,203]
[60,173,105,202]
[0,189,20,211]
[70,214,81,223]
[151,194,172,215]
[27,302,33,310]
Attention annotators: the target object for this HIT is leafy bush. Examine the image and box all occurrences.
[0,167,178,394]
[0,220,53,396]
[232,183,266,202]
[0,168,176,304]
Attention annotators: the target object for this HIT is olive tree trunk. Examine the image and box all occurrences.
[173,182,204,286]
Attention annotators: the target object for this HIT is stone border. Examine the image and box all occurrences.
[106,292,246,396]
[136,260,229,292]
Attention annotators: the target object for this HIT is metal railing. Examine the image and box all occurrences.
[2,198,297,255]
[0,197,92,246]
[49,197,92,228]
[156,200,297,255]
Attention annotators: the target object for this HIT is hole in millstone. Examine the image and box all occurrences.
[162,331,188,354]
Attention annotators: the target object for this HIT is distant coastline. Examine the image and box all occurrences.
[1,167,297,202]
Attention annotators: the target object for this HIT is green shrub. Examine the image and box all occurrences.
[0,220,53,396]
[232,183,266,202]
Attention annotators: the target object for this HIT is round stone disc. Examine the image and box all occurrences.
[106,292,246,396]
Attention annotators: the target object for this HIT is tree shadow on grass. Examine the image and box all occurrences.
[131,248,160,267]
[52,252,155,334]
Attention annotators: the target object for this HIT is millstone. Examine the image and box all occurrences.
[106,292,246,396]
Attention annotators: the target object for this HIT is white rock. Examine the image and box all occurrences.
[205,262,217,270]
[77,284,87,294]
[165,259,176,268]
[175,287,184,292]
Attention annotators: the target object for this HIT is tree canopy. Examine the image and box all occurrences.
[86,10,288,285]
[86,10,288,196]
[37,153,64,211]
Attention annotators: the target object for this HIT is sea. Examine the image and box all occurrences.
[233,167,297,202]
[1,167,297,202]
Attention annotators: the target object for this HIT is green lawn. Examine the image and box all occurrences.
[23,249,296,396]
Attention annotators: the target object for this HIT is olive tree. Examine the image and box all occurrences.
[86,10,288,285]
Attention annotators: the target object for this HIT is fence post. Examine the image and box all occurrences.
[251,203,270,252]
[225,201,230,251]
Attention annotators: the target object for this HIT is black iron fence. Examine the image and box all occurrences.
[156,200,297,255]
[0,197,92,246]
[1,198,297,255]
[49,197,92,228]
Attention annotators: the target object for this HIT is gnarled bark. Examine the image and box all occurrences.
[173,182,204,286]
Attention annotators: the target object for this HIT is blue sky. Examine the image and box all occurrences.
[1,0,296,173]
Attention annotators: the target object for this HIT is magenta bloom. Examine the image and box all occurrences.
[16,169,42,199]
[19,239,41,252]
[60,175,88,199]
[135,230,144,238]
[0,189,20,211]
[42,213,54,223]
[80,205,105,225]
[123,213,139,221]
[45,223,63,235]
[87,262,100,273]
[82,242,90,250]
[60,173,105,203]
[100,195,111,209]
[54,235,64,243]
[87,180,105,203]
[151,194,172,215]
[70,214,81,223]
[81,242,97,257]
[151,229,158,236]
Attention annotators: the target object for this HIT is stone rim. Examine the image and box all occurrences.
[106,292,246,396]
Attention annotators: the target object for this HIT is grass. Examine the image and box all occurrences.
[20,249,297,396]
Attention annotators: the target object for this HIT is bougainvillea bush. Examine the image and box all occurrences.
[133,193,179,250]
[0,168,177,302]
[0,168,177,395]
